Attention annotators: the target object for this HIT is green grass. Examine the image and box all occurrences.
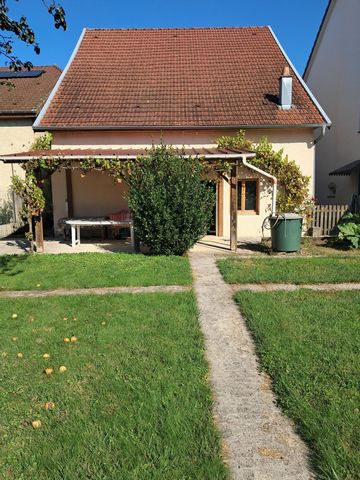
[0,292,228,480]
[235,290,360,480]
[218,256,360,284]
[0,253,192,290]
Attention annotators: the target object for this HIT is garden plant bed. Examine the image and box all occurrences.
[218,256,360,284]
[234,290,360,480]
[0,253,192,291]
[0,292,228,479]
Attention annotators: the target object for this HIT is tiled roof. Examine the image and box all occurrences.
[0,66,61,116]
[36,28,327,129]
[0,146,253,161]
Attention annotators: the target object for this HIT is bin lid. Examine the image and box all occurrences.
[270,213,303,220]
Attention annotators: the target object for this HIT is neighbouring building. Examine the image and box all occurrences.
[1,27,329,241]
[304,0,360,206]
[0,65,61,237]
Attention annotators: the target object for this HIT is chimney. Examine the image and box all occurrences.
[279,66,292,110]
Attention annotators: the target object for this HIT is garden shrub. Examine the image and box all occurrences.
[337,213,360,248]
[0,198,14,224]
[127,146,215,255]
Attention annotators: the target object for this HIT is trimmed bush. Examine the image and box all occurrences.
[127,146,215,255]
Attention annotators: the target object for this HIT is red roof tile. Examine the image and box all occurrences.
[0,66,61,116]
[36,28,327,129]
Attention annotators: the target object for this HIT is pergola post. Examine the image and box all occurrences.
[35,215,44,253]
[230,161,238,252]
[65,168,74,217]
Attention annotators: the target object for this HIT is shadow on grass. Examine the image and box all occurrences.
[323,237,353,251]
[0,254,29,282]
[238,240,271,254]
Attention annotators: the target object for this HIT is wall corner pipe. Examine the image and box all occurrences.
[241,156,278,216]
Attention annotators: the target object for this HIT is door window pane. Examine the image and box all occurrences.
[245,180,257,211]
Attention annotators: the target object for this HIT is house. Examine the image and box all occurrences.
[304,0,360,207]
[0,27,329,245]
[0,66,61,237]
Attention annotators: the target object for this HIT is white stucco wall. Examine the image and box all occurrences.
[0,118,35,235]
[51,127,316,238]
[305,0,360,204]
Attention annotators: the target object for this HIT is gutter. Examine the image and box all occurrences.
[33,123,329,132]
[313,124,327,145]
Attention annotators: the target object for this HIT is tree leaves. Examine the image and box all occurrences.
[0,0,66,72]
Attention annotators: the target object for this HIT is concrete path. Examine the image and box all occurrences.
[232,282,360,292]
[189,252,314,480]
[0,285,190,298]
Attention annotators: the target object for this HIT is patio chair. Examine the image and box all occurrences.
[108,210,132,239]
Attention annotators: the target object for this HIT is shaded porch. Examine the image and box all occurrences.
[0,146,268,253]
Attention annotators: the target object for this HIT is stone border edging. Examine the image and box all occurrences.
[231,283,360,292]
[0,285,191,298]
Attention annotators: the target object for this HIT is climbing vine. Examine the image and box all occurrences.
[217,130,313,214]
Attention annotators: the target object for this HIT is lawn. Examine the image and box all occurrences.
[218,256,360,284]
[0,292,228,480]
[235,290,360,480]
[0,253,192,290]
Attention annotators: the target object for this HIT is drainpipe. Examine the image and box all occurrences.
[313,125,327,145]
[241,156,278,216]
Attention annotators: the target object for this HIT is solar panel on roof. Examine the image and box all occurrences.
[0,69,45,79]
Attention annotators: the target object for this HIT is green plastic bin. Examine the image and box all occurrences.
[270,213,303,252]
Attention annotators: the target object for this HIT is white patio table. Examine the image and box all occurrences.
[59,217,134,249]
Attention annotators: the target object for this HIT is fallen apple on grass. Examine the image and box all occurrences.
[43,368,53,376]
[59,366,67,373]
[44,401,55,410]
[31,420,42,429]
[17,352,24,359]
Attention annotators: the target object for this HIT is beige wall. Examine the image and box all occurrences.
[222,166,273,238]
[52,168,129,235]
[51,127,316,238]
[305,0,360,204]
[0,118,35,234]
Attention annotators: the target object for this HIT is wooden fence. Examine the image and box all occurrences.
[311,204,349,236]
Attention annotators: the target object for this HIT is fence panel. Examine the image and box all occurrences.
[311,204,348,236]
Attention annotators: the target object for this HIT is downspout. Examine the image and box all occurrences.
[241,156,278,216]
[313,124,328,145]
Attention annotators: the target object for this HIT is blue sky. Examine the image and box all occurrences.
[2,0,328,74]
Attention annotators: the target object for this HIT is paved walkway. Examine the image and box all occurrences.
[0,235,261,255]
[0,285,190,298]
[189,252,314,480]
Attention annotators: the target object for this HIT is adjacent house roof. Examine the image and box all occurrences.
[34,27,329,130]
[329,160,360,176]
[0,65,61,117]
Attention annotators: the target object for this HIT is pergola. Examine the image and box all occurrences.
[0,146,261,253]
